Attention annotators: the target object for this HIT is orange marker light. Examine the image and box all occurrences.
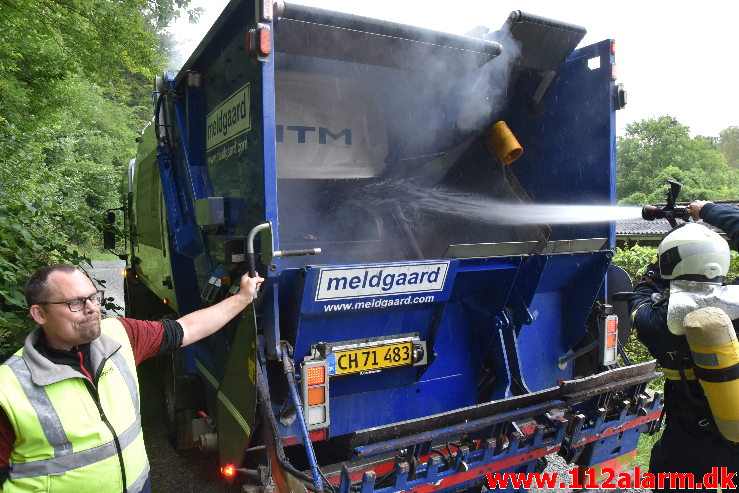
[221,464,236,478]
[307,386,325,406]
[306,365,325,386]
[606,334,617,348]
[258,27,271,56]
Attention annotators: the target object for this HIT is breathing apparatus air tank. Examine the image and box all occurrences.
[683,307,739,443]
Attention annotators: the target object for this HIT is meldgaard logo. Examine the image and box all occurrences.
[206,84,250,151]
[315,262,449,301]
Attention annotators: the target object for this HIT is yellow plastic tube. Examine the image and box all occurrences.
[486,121,523,166]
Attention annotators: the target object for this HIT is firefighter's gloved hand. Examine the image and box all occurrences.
[642,255,668,288]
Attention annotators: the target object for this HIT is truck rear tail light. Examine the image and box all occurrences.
[600,315,619,366]
[301,360,330,430]
[306,365,325,386]
[611,40,616,55]
[245,25,272,57]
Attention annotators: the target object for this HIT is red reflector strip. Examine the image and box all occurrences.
[606,317,618,333]
[306,365,325,386]
[281,428,328,447]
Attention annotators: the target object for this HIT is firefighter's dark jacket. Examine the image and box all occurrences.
[629,202,739,430]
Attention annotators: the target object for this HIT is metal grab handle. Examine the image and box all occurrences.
[246,223,271,278]
[274,248,321,258]
[246,223,323,277]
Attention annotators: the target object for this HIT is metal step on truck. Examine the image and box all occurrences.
[116,1,663,491]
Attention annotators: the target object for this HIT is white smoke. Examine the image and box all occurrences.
[455,28,522,131]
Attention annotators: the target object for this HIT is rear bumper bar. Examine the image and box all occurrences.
[317,361,662,493]
[349,361,658,451]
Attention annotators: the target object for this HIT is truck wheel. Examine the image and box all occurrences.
[161,351,204,449]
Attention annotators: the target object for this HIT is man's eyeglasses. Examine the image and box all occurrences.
[38,291,104,312]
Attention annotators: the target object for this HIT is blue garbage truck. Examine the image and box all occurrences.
[121,1,662,491]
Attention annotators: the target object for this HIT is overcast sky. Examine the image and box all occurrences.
[170,1,739,138]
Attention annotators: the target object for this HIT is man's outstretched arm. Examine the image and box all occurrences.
[179,274,264,347]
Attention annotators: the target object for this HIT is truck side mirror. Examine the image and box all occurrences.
[103,211,116,250]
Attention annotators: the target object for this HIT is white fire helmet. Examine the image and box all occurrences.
[658,223,730,282]
[661,224,736,336]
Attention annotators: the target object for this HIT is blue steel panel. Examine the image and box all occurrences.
[261,24,281,274]
[327,374,475,437]
[505,40,616,243]
[185,82,212,194]
[516,252,611,390]
[517,290,572,387]
[171,79,208,200]
[288,258,549,435]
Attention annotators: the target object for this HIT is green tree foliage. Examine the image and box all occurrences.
[617,116,739,204]
[719,126,739,169]
[0,0,194,358]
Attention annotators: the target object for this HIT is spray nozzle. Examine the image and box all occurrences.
[641,180,690,228]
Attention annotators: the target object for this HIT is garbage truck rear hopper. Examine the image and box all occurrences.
[122,2,661,491]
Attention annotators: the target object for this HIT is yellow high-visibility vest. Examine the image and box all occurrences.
[0,318,149,493]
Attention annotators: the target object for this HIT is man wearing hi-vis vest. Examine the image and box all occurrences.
[630,201,739,493]
[0,264,263,493]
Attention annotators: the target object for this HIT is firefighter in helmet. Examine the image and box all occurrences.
[629,201,739,492]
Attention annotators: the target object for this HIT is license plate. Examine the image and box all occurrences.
[328,342,413,376]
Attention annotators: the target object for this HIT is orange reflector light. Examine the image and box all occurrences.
[606,317,618,334]
[606,334,617,348]
[306,365,325,386]
[258,28,271,56]
[122,269,128,278]
[307,386,325,405]
[221,464,236,478]
[163,297,169,305]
